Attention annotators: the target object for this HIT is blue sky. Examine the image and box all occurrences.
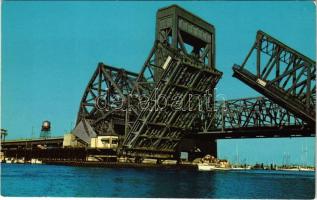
[2,1,315,165]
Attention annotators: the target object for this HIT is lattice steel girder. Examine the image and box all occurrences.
[196,97,315,139]
[123,43,222,155]
[75,63,138,140]
[232,30,316,127]
[206,96,314,134]
[194,125,314,140]
[198,96,314,138]
[124,41,213,136]
[123,41,176,133]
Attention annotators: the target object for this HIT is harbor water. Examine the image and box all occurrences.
[1,163,315,198]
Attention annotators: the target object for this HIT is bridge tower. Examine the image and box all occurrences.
[156,5,218,159]
[156,5,215,69]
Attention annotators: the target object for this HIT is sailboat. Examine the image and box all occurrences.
[299,142,314,171]
[230,144,251,170]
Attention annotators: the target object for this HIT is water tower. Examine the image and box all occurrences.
[40,120,51,139]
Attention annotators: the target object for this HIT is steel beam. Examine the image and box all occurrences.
[74,63,138,143]
[232,31,316,127]
[200,96,314,138]
[122,42,222,157]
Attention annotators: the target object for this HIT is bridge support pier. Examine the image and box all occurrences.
[177,138,217,161]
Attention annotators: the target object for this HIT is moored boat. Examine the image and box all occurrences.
[197,163,231,171]
[197,163,216,171]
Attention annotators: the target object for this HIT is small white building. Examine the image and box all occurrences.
[90,135,119,149]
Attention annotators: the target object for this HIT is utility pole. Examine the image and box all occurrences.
[70,121,73,133]
[235,143,239,165]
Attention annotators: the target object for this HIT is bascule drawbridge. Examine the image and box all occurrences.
[73,5,315,160]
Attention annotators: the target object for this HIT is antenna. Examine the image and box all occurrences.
[235,143,239,164]
[31,126,34,139]
[304,141,308,167]
[301,144,304,166]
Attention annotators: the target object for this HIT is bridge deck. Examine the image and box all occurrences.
[2,137,64,150]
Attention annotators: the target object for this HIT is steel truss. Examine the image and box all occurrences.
[74,63,138,143]
[232,31,316,127]
[122,42,222,157]
[198,97,314,138]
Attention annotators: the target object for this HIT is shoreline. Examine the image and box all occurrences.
[2,161,315,172]
[43,160,197,170]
